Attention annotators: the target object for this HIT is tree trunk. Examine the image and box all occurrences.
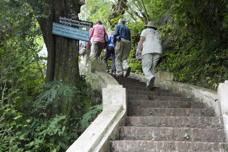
[32,0,82,86]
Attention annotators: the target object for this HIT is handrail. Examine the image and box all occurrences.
[66,61,127,152]
[218,81,228,142]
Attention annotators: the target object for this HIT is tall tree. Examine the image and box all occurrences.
[27,0,84,85]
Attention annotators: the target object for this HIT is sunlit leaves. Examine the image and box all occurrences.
[80,0,112,27]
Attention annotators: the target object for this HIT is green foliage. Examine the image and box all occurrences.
[80,0,112,28]
[128,50,142,74]
[79,105,102,131]
[126,21,144,73]
[0,104,68,152]
[0,0,44,106]
[0,1,101,151]
[157,0,228,89]
[130,0,171,21]
[0,79,99,152]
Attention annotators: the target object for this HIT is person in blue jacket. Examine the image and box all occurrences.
[104,32,116,74]
[113,19,131,77]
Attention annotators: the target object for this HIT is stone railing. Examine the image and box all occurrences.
[130,72,228,141]
[66,61,127,152]
[218,81,228,141]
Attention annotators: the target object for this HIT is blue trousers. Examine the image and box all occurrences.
[104,46,116,73]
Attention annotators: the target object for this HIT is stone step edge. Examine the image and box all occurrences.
[128,96,192,100]
[124,116,223,129]
[111,140,228,144]
[120,126,224,131]
[126,116,220,119]
[127,100,204,105]
[129,107,210,110]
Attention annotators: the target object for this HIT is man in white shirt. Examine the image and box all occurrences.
[136,21,162,89]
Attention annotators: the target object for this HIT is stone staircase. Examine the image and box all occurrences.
[110,77,228,152]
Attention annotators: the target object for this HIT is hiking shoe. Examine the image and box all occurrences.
[146,77,155,89]
[115,73,123,77]
[111,71,116,76]
[124,67,131,77]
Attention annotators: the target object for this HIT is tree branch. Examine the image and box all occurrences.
[140,0,150,22]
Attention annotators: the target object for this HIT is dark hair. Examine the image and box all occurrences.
[121,20,126,24]
[148,27,157,30]
[96,20,102,24]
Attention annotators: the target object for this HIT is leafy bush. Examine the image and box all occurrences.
[0,1,101,151]
[156,0,228,89]
[79,105,102,132]
[0,80,100,152]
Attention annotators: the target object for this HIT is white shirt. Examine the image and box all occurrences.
[140,28,162,56]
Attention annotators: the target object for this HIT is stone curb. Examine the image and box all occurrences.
[66,61,126,152]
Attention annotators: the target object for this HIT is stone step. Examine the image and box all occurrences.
[116,77,142,82]
[127,90,182,97]
[126,116,223,129]
[118,82,145,86]
[127,87,179,93]
[119,81,145,86]
[127,88,176,94]
[126,87,167,92]
[128,92,181,97]
[125,85,163,91]
[128,100,204,108]
[127,94,193,101]
[111,140,228,152]
[124,84,153,89]
[120,127,225,142]
[128,108,215,116]
[128,94,189,100]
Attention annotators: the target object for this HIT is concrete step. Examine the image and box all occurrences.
[127,91,182,97]
[128,89,182,96]
[125,85,167,91]
[124,85,167,92]
[127,88,178,94]
[128,94,189,100]
[128,108,215,116]
[111,140,228,152]
[120,127,226,142]
[116,77,142,83]
[128,100,204,108]
[120,82,145,86]
[126,116,223,129]
[117,82,145,87]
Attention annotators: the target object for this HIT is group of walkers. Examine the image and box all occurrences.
[79,19,162,89]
